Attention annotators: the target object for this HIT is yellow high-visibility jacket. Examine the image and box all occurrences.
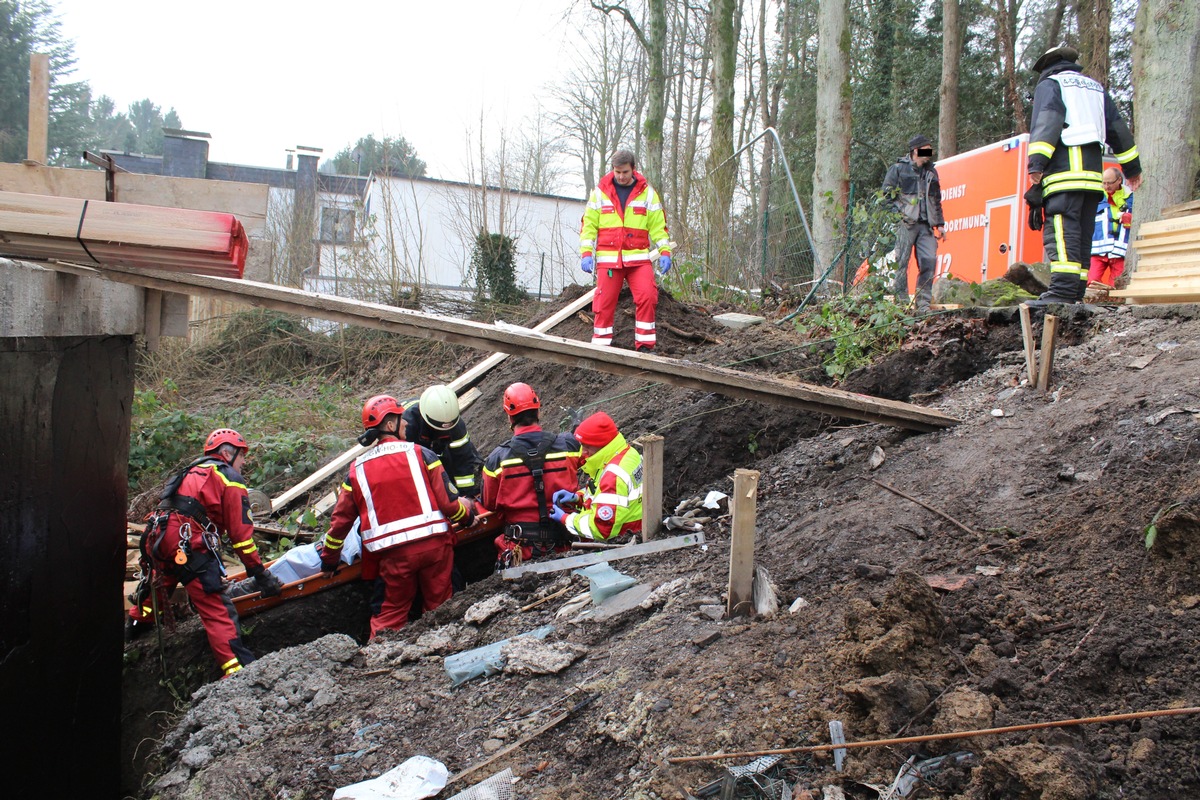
[579,171,671,270]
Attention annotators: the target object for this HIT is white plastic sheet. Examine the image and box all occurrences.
[332,755,448,800]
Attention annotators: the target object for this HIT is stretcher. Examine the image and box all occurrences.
[227,511,503,618]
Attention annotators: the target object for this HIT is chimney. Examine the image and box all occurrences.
[290,145,324,284]
[161,128,211,178]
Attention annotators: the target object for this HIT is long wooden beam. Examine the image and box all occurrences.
[69,262,959,432]
[268,290,596,513]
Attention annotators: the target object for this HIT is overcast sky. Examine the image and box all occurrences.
[52,0,583,186]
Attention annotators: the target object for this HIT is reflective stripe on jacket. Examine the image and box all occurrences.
[565,432,643,541]
[323,438,469,558]
[1092,188,1133,258]
[579,171,671,270]
[156,459,262,571]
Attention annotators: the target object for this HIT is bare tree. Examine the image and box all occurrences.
[939,0,962,157]
[1075,0,1112,84]
[1131,0,1200,228]
[811,0,850,276]
[993,0,1027,133]
[705,0,740,280]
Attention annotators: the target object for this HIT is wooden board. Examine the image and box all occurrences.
[113,173,269,238]
[73,263,960,432]
[1138,215,1200,236]
[1163,200,1200,219]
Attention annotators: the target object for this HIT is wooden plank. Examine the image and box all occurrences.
[27,54,49,163]
[1123,265,1200,281]
[1134,230,1200,248]
[76,264,961,433]
[1138,215,1200,236]
[1128,253,1200,270]
[270,290,597,514]
[0,163,106,199]
[1163,200,1200,219]
[143,289,162,352]
[640,434,664,542]
[1120,275,1200,291]
[113,173,269,238]
[1037,314,1059,391]
[1019,304,1038,386]
[500,532,706,578]
[727,469,759,618]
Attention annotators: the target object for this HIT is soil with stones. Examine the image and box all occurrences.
[123,288,1200,800]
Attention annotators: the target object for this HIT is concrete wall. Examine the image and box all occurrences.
[0,334,135,798]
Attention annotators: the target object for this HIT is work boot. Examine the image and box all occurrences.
[1036,271,1078,304]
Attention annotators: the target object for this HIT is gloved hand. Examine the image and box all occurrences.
[458,497,478,528]
[581,255,595,274]
[549,504,568,525]
[1120,211,1132,227]
[320,556,342,578]
[1024,184,1044,232]
[659,255,672,275]
[552,489,578,509]
[249,565,283,598]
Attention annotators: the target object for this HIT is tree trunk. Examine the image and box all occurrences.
[644,0,667,189]
[811,0,850,281]
[938,0,961,157]
[1076,0,1112,85]
[706,0,739,282]
[994,0,1026,133]
[1130,0,1200,245]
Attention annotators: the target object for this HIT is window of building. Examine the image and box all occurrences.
[319,207,355,244]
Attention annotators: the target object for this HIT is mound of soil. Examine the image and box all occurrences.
[123,293,1200,800]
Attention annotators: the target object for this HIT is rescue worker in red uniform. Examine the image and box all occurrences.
[131,428,283,677]
[579,150,672,352]
[320,395,476,638]
[551,412,643,542]
[482,383,582,567]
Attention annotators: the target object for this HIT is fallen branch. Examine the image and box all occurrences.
[666,706,1200,764]
[520,584,573,612]
[622,309,723,344]
[1041,609,1107,685]
[864,477,978,536]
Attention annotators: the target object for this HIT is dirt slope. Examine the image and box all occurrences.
[124,294,1200,800]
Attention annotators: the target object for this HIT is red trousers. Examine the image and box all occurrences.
[371,534,455,637]
[592,264,657,349]
[1088,255,1125,287]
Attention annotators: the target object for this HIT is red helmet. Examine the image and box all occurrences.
[362,394,405,430]
[204,428,247,455]
[502,382,540,416]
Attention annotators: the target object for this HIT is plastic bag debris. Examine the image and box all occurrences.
[444,626,554,686]
[574,563,636,603]
[332,755,448,800]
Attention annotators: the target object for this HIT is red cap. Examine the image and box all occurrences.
[575,412,618,447]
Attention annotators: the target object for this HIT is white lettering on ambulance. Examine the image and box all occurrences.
[941,184,967,201]
[944,213,988,233]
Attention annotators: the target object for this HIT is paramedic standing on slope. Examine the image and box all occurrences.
[1026,43,1141,303]
[1089,167,1135,288]
[579,150,672,352]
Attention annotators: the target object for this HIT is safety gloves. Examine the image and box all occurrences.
[248,565,283,598]
[581,255,595,274]
[549,504,568,525]
[552,489,579,509]
[659,255,672,275]
[1024,184,1044,232]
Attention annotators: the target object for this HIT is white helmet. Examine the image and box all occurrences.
[419,384,460,432]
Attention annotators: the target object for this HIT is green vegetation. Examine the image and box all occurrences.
[792,279,909,380]
[470,232,527,306]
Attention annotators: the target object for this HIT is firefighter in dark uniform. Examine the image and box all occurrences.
[399,384,483,498]
[1026,43,1142,303]
[130,428,283,677]
[482,382,582,568]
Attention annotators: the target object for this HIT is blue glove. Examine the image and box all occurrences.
[549,504,568,525]
[659,255,672,275]
[581,255,594,274]
[552,489,578,508]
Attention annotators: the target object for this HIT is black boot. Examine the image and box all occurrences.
[1037,271,1077,303]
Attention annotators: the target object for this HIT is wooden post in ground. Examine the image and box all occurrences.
[27,53,49,164]
[143,289,163,352]
[1019,304,1037,386]
[1038,314,1059,391]
[640,434,663,541]
[727,469,759,618]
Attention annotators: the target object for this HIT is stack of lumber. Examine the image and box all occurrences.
[0,189,248,277]
[1111,202,1200,304]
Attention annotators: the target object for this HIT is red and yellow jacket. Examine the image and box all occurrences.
[564,432,643,541]
[579,171,671,270]
[481,425,581,525]
[322,437,471,561]
[150,457,263,572]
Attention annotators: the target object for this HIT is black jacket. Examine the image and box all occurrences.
[400,403,483,498]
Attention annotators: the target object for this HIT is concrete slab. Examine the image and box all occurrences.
[713,312,766,329]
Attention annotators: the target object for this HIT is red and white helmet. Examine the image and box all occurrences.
[204,428,247,455]
[502,382,540,416]
[362,395,405,430]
